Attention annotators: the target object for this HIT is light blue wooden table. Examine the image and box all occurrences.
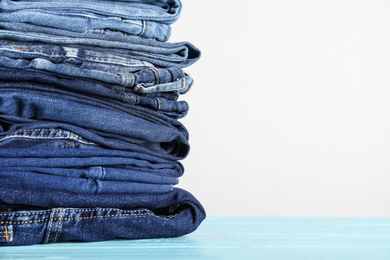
[1,217,390,259]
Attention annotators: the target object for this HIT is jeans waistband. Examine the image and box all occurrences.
[0,0,182,25]
[0,10,171,41]
[0,22,201,68]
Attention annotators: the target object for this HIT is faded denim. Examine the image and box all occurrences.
[0,22,200,68]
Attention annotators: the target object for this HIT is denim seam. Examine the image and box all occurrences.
[2,129,95,144]
[181,78,193,95]
[98,167,104,180]
[139,20,147,37]
[0,211,183,226]
[163,26,171,42]
[156,97,161,111]
[0,208,179,216]
[129,73,135,87]
[11,46,152,67]
[150,67,160,84]
[44,209,56,244]
[54,208,65,243]
[123,91,130,103]
[177,67,184,79]
[0,7,177,22]
[4,226,9,243]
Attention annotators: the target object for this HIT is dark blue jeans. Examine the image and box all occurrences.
[0,188,205,246]
[0,68,189,118]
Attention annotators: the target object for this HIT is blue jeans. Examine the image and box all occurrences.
[0,10,171,41]
[0,22,200,68]
[0,68,190,119]
[0,89,189,160]
[0,134,181,194]
[0,0,182,25]
[0,188,205,246]
[0,39,194,94]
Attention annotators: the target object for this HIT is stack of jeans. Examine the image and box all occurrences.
[0,0,205,246]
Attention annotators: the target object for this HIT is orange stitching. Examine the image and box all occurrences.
[45,210,56,244]
[4,226,9,243]
[54,208,65,243]
[0,211,183,225]
[181,78,193,94]
[12,46,25,51]
[0,212,50,217]
[124,91,130,103]
[177,67,185,78]
[129,73,134,87]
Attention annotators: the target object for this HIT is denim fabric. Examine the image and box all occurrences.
[0,68,188,118]
[0,127,101,149]
[0,189,205,246]
[0,119,185,160]
[0,148,184,177]
[0,142,181,191]
[0,11,171,41]
[0,172,174,194]
[0,0,182,25]
[0,0,206,246]
[0,77,189,119]
[0,22,201,68]
[0,89,190,159]
[0,41,194,93]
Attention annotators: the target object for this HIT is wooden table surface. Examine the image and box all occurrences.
[2,217,390,259]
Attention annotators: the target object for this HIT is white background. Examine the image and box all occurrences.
[171,0,390,217]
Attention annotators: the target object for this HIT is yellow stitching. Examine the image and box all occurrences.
[54,208,65,243]
[4,226,9,243]
[45,210,56,244]
[0,212,50,217]
[1,210,183,225]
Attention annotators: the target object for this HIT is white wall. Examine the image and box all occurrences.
[171,0,390,217]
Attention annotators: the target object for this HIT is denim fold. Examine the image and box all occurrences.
[0,0,205,246]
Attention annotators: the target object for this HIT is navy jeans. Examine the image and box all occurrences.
[0,68,189,118]
[0,188,205,246]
